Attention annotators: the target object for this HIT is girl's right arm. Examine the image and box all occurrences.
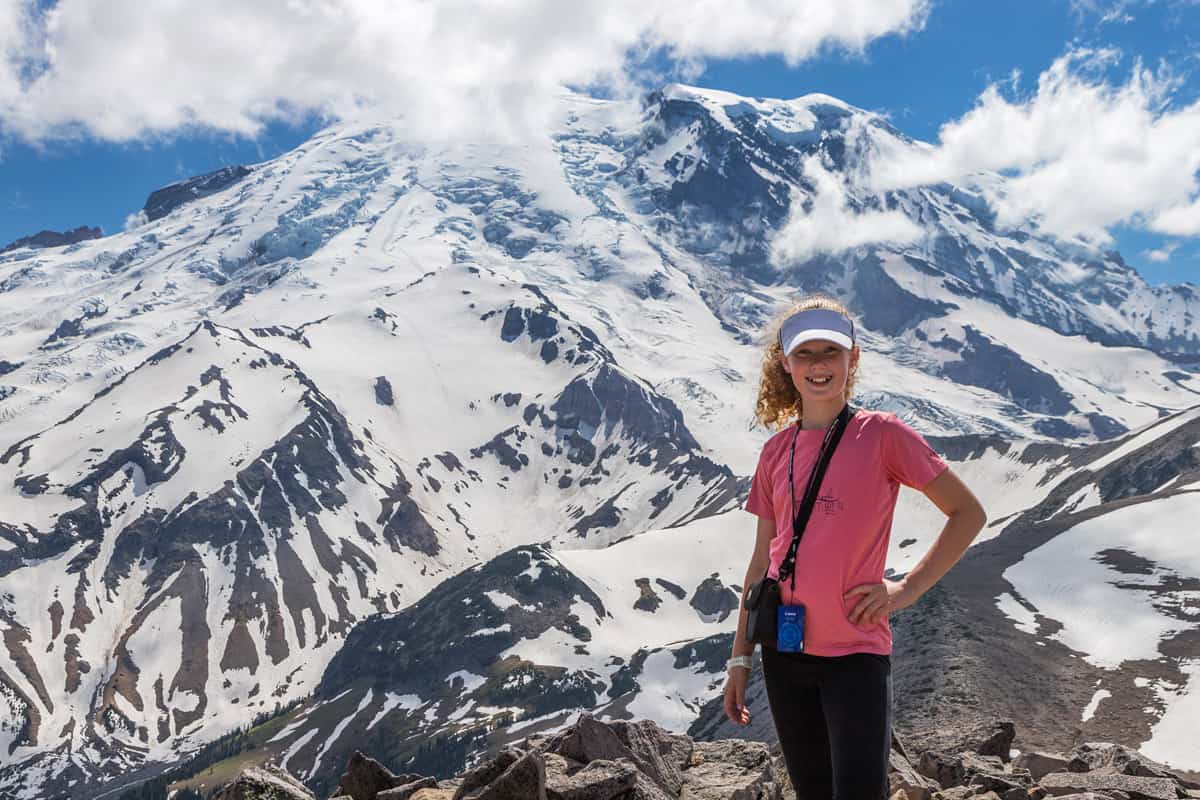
[731,514,777,659]
[724,515,776,726]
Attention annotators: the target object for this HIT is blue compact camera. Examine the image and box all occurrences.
[776,605,805,652]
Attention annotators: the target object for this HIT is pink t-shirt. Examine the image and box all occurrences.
[745,410,947,656]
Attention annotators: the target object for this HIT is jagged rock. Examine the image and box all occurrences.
[547,715,632,763]
[1039,772,1182,800]
[633,578,662,612]
[688,574,739,622]
[630,771,674,800]
[919,751,1008,790]
[890,748,940,800]
[143,164,252,220]
[466,750,546,800]
[1002,788,1032,800]
[933,788,976,800]
[607,718,692,795]
[454,749,526,800]
[679,739,782,799]
[410,792,454,800]
[544,757,639,799]
[211,764,315,800]
[970,767,1032,795]
[1067,743,1198,788]
[1016,753,1072,783]
[768,751,796,800]
[0,225,102,253]
[910,721,1017,764]
[542,751,585,782]
[379,776,441,799]
[337,751,423,800]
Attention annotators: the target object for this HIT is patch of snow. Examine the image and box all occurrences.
[1082,689,1111,721]
[1139,659,1200,771]
[445,670,487,693]
[994,592,1039,635]
[366,692,422,730]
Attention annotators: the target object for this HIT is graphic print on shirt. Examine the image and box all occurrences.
[816,493,844,516]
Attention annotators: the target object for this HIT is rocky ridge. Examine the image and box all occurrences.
[0,225,103,253]
[201,714,1200,800]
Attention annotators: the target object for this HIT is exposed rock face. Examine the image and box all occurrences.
[0,225,102,253]
[1014,753,1071,783]
[1065,743,1197,786]
[1038,771,1182,800]
[143,165,253,221]
[212,763,315,800]
[688,574,739,622]
[913,721,1018,765]
[336,751,426,800]
[208,717,1200,800]
[680,739,782,799]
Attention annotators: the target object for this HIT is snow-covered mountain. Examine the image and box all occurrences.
[0,83,1197,798]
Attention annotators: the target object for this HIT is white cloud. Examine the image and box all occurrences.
[0,0,35,108]
[771,153,924,264]
[122,209,147,232]
[0,0,929,145]
[1143,241,1180,262]
[868,48,1200,243]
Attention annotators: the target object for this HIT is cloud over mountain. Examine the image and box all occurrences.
[0,0,928,143]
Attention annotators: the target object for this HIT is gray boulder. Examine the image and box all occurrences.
[1015,753,1072,783]
[545,757,639,800]
[890,748,940,800]
[548,715,636,766]
[607,718,693,795]
[916,753,1012,786]
[211,764,314,800]
[679,739,782,799]
[467,750,547,800]
[1067,743,1198,788]
[453,749,526,800]
[910,721,1016,764]
[932,788,976,800]
[336,751,423,800]
[379,776,441,799]
[970,767,1032,796]
[1039,772,1183,800]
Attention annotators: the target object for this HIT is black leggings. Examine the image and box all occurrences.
[761,646,892,800]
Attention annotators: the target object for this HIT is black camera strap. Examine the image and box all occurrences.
[778,403,856,589]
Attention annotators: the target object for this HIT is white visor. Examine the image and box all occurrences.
[779,309,855,355]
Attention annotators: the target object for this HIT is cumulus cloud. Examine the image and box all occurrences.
[1143,241,1179,261]
[0,0,929,144]
[868,48,1200,243]
[771,153,925,264]
[122,209,148,232]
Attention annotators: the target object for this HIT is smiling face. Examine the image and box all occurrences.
[779,339,860,405]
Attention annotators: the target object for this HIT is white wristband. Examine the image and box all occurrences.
[726,655,752,671]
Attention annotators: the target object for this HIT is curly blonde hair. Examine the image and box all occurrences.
[755,295,860,430]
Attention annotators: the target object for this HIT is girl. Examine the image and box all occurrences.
[722,295,986,799]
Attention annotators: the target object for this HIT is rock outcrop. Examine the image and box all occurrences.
[210,718,1200,800]
[212,764,316,800]
[0,225,102,252]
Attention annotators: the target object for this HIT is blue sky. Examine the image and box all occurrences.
[2,0,1198,285]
